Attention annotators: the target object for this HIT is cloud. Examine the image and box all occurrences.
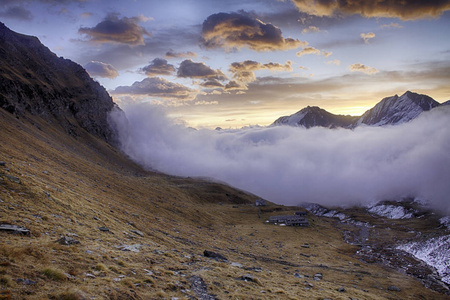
[84,61,119,78]
[201,12,307,51]
[200,79,225,88]
[380,22,403,29]
[229,60,293,84]
[111,77,196,100]
[78,13,151,45]
[165,49,197,59]
[177,59,227,81]
[296,46,331,57]
[0,5,32,20]
[326,59,341,66]
[141,58,175,76]
[225,80,247,91]
[290,0,450,20]
[302,25,322,34]
[110,104,450,213]
[349,63,378,74]
[360,32,375,44]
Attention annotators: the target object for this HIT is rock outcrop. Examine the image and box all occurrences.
[0,22,118,144]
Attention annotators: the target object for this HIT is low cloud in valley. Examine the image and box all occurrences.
[109,104,450,213]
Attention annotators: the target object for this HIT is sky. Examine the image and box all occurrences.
[2,0,450,128]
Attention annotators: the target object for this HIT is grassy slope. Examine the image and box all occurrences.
[0,110,444,299]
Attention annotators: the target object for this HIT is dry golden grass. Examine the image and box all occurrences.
[0,109,446,299]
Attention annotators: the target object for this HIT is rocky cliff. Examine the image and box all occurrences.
[0,22,118,144]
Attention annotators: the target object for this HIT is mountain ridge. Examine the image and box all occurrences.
[0,22,118,144]
[272,91,444,129]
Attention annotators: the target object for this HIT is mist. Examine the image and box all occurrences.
[109,104,450,212]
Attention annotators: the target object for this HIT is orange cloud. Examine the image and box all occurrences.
[201,12,307,51]
[290,0,450,20]
[349,63,378,74]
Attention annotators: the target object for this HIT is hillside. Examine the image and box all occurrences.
[0,22,117,144]
[2,101,448,299]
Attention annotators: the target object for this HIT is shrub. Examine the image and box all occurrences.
[43,268,66,281]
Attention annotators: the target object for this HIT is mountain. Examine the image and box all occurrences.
[272,106,358,128]
[356,91,440,126]
[0,22,117,144]
[272,91,442,129]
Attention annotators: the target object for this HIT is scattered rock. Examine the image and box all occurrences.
[313,273,322,281]
[190,275,217,300]
[56,236,80,245]
[301,244,310,248]
[240,274,261,285]
[130,229,144,237]
[118,244,142,252]
[85,273,96,278]
[16,278,37,285]
[0,174,20,184]
[337,287,346,292]
[203,250,227,261]
[0,224,30,235]
[294,272,304,278]
[98,226,109,232]
[387,285,401,292]
[0,162,5,166]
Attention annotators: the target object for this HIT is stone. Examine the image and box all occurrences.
[118,244,142,252]
[241,274,257,283]
[387,285,401,292]
[0,224,30,235]
[56,236,80,245]
[0,162,5,166]
[0,174,20,184]
[337,287,346,292]
[98,226,109,232]
[313,273,323,281]
[16,278,37,285]
[130,229,144,237]
[204,250,227,261]
[294,272,304,278]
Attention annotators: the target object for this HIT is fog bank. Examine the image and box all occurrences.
[110,104,450,212]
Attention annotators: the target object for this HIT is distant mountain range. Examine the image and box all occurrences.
[272,91,448,129]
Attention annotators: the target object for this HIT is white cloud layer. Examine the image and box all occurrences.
[110,104,450,212]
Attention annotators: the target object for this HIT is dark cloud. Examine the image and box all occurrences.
[141,58,175,76]
[0,5,32,20]
[290,0,450,20]
[225,80,247,91]
[165,49,197,59]
[177,59,227,81]
[112,77,196,100]
[201,12,307,51]
[200,79,225,88]
[84,61,119,78]
[229,60,293,83]
[78,13,151,45]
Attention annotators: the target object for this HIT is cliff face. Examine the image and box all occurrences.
[0,22,118,144]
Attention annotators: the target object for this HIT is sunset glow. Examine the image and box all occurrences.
[2,0,449,128]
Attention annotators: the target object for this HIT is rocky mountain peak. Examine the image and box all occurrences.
[356,91,440,126]
[0,22,119,144]
[272,105,358,128]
